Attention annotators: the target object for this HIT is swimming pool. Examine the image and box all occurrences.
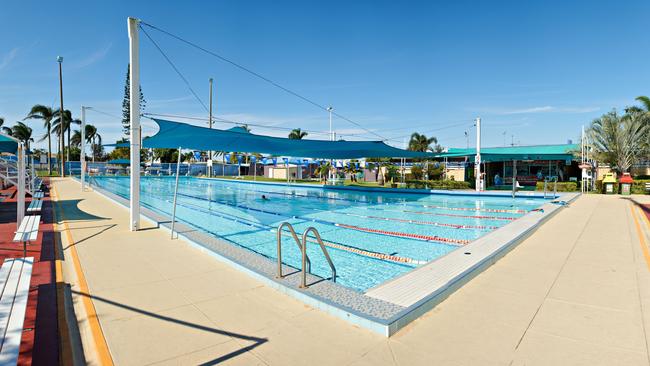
[89,176,543,291]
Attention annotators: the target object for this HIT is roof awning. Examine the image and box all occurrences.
[434,144,579,162]
[142,118,434,159]
[0,133,19,154]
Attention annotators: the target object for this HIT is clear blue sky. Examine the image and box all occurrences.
[1,0,649,151]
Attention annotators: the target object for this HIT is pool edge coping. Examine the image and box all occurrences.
[77,176,578,336]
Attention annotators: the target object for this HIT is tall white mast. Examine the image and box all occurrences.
[475,117,482,192]
[128,17,141,231]
[81,106,86,191]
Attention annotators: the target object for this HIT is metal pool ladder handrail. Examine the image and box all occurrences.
[276,222,311,279]
[301,227,336,288]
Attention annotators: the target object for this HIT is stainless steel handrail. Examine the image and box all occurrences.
[543,179,548,199]
[300,227,336,288]
[553,176,558,198]
[276,222,311,279]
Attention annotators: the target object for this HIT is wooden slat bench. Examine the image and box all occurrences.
[26,200,42,213]
[645,182,650,193]
[0,257,34,365]
[13,215,40,258]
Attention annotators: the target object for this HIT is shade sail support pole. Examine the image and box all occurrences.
[128,17,141,231]
[81,106,86,191]
[171,146,182,239]
[475,117,482,192]
[17,144,25,230]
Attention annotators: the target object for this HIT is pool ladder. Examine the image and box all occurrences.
[276,222,336,288]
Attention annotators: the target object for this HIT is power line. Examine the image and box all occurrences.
[138,21,387,140]
[384,121,475,143]
[89,108,122,120]
[143,112,368,139]
[139,25,209,113]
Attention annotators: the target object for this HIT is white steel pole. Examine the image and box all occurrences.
[208,78,213,177]
[128,17,141,231]
[171,146,182,239]
[17,144,25,230]
[328,106,333,141]
[30,156,35,193]
[81,106,86,191]
[475,117,482,192]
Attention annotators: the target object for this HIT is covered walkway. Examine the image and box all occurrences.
[52,177,650,365]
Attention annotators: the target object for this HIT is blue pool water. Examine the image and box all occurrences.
[90,176,543,291]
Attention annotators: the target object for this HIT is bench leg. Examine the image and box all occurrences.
[22,240,26,257]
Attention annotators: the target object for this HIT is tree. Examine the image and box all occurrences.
[636,96,650,112]
[588,110,648,173]
[121,64,146,135]
[25,105,56,174]
[10,122,33,150]
[288,128,308,140]
[408,132,438,152]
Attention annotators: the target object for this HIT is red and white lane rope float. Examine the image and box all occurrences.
[336,224,470,245]
[282,233,427,266]
[420,204,526,214]
[401,210,516,221]
[342,212,499,230]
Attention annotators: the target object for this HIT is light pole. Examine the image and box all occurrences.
[57,56,65,177]
[208,78,213,176]
[327,106,333,141]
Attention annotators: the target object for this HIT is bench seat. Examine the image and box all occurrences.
[13,215,40,243]
[26,200,42,213]
[0,257,34,365]
[32,191,44,199]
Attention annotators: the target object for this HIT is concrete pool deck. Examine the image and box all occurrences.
[51,177,650,365]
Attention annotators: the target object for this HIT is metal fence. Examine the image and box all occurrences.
[62,161,241,177]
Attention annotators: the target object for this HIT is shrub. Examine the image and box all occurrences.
[410,165,424,180]
[405,179,471,190]
[535,181,578,192]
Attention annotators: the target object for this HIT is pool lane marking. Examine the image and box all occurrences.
[206,181,531,214]
[631,204,650,272]
[172,198,425,265]
[175,192,470,245]
[52,185,114,366]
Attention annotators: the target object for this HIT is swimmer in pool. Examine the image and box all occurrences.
[261,195,269,201]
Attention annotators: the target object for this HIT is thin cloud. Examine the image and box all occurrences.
[497,105,600,115]
[0,48,18,71]
[71,43,112,69]
[501,106,554,115]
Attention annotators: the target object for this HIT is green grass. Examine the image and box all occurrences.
[36,170,60,177]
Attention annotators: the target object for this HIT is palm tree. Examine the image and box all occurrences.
[288,128,308,140]
[71,124,102,159]
[25,105,56,174]
[52,109,72,174]
[10,122,33,150]
[408,132,438,152]
[636,96,650,112]
[588,110,648,173]
[315,161,332,183]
